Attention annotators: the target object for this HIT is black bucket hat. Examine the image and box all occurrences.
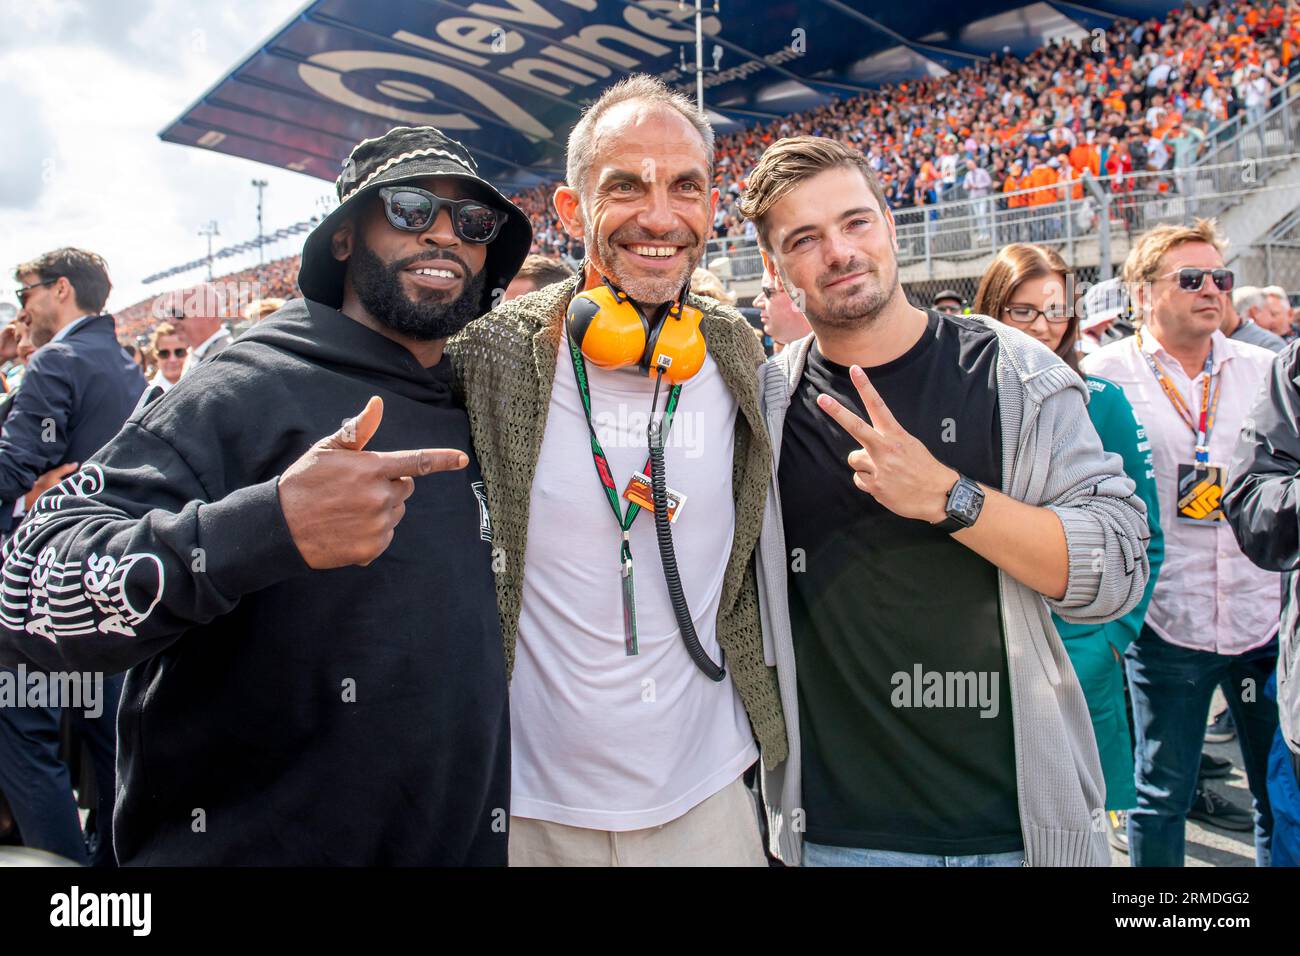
[298,126,532,315]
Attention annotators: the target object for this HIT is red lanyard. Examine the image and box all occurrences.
[1135,329,1221,466]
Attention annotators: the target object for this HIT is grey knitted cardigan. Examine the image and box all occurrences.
[448,276,788,768]
[757,321,1152,867]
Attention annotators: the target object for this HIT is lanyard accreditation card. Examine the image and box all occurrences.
[566,334,682,655]
[1135,330,1225,525]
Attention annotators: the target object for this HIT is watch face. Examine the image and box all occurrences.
[949,480,981,523]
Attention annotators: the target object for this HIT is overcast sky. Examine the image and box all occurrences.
[0,0,331,315]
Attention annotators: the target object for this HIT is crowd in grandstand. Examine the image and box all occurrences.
[516,0,1300,256]
[111,1,1300,319]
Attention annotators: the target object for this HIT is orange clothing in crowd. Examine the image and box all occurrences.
[1065,165,1087,200]
[1004,174,1028,207]
[1026,165,1059,205]
[1069,143,1101,177]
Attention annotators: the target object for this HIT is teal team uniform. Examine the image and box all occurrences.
[1053,376,1164,810]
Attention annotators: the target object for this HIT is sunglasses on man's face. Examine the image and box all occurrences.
[16,277,58,305]
[1163,267,1234,293]
[156,348,188,359]
[378,186,504,244]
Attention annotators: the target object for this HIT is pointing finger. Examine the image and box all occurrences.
[371,448,469,479]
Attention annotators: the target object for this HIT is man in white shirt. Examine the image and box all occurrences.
[450,75,784,866]
[1145,133,1170,172]
[1083,218,1281,867]
[1243,64,1273,128]
[963,159,994,238]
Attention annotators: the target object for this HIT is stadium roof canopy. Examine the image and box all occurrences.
[162,0,1179,192]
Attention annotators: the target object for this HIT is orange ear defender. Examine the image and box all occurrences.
[566,277,706,384]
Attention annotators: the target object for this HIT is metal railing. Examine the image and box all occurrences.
[894,152,1300,275]
[1196,72,1300,167]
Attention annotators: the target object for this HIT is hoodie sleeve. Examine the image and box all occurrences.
[1039,381,1152,625]
[1224,343,1300,572]
[0,416,311,675]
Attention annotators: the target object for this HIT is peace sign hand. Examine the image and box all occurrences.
[816,364,960,524]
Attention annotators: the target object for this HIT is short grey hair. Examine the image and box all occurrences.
[1264,284,1289,300]
[1234,285,1267,315]
[565,74,714,199]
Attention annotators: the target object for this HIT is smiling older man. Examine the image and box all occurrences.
[450,75,786,866]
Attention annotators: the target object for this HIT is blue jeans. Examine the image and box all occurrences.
[0,669,124,865]
[1265,669,1300,867]
[1126,626,1278,867]
[804,841,1024,867]
[1267,729,1300,867]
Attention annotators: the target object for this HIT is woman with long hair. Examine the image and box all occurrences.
[973,243,1164,855]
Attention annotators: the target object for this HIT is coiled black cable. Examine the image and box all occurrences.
[648,412,725,683]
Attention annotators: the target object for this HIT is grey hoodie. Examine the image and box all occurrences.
[756,319,1151,867]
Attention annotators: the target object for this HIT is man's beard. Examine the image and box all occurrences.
[809,255,899,331]
[350,236,487,341]
[590,218,700,305]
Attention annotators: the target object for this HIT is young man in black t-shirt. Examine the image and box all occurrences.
[740,136,1152,867]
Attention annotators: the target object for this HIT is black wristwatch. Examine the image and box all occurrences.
[933,474,985,533]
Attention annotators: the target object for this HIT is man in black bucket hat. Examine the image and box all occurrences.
[0,127,530,865]
[299,125,531,318]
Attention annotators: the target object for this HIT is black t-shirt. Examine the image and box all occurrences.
[778,310,1020,855]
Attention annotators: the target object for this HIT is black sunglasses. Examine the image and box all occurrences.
[1163,268,1235,293]
[16,277,59,305]
[155,348,188,359]
[378,186,504,244]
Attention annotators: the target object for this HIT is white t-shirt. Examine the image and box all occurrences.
[1146,136,1169,170]
[510,342,759,831]
[1245,76,1271,108]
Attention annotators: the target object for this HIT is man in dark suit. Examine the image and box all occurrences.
[0,247,145,865]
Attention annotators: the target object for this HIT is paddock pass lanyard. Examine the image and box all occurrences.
[1135,329,1221,468]
[566,334,682,656]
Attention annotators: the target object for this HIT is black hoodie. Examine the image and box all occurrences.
[0,299,509,866]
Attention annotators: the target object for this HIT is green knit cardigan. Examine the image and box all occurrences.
[447,276,788,768]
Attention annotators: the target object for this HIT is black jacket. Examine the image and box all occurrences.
[0,314,145,530]
[0,299,509,865]
[1225,340,1300,754]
